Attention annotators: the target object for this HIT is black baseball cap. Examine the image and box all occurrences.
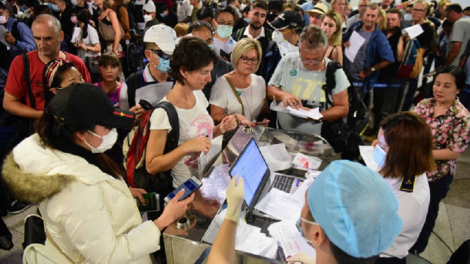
[269,11,304,30]
[48,83,135,129]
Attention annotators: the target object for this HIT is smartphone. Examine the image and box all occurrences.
[135,192,160,213]
[164,176,202,203]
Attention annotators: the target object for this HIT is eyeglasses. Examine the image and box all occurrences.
[412,8,425,13]
[300,57,324,65]
[150,49,171,60]
[240,56,259,65]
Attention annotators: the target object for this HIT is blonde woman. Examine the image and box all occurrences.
[321,10,343,65]
[210,38,269,127]
[377,8,387,32]
[94,0,122,55]
[329,0,348,30]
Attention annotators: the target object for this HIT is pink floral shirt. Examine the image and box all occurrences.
[415,98,470,181]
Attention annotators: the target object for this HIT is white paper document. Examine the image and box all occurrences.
[203,209,278,259]
[71,27,81,43]
[198,136,223,177]
[259,143,292,172]
[270,100,323,120]
[268,220,316,259]
[0,26,10,50]
[359,146,379,172]
[135,82,173,107]
[403,24,424,39]
[254,188,303,221]
[292,153,322,170]
[345,31,366,62]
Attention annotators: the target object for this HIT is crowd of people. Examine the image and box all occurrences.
[0,0,469,262]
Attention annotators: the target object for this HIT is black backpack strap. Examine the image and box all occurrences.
[321,61,341,110]
[22,53,35,110]
[126,71,141,108]
[11,21,20,42]
[155,101,180,154]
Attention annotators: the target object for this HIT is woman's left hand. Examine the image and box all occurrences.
[129,187,147,203]
[220,115,238,133]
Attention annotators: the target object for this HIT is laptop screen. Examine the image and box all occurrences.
[229,138,269,207]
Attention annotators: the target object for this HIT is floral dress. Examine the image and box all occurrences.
[414,98,470,181]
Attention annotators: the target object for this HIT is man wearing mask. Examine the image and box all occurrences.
[142,0,159,31]
[348,0,369,26]
[156,2,178,28]
[125,25,176,109]
[213,6,237,61]
[343,3,394,100]
[189,20,234,103]
[232,1,272,75]
[0,3,35,70]
[262,11,303,82]
[305,2,327,26]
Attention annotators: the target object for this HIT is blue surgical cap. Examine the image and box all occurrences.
[307,160,402,258]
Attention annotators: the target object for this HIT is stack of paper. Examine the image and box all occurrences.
[203,209,278,259]
[268,220,316,259]
[259,143,292,172]
[270,101,323,120]
[254,188,303,221]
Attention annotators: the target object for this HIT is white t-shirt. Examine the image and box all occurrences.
[177,0,193,22]
[149,90,214,187]
[76,25,100,60]
[210,74,266,120]
[381,173,430,259]
[268,53,350,135]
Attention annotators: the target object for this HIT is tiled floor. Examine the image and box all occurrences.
[1,152,469,264]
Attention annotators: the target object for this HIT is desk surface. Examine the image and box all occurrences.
[163,127,336,263]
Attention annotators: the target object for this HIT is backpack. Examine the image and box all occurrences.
[116,4,137,32]
[397,38,424,80]
[321,61,369,159]
[126,42,145,74]
[122,101,179,193]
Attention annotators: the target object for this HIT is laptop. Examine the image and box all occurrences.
[228,138,304,220]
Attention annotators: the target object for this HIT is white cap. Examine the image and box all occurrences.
[143,25,177,55]
[142,0,156,13]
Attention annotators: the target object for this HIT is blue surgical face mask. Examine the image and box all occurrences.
[160,12,167,18]
[153,56,170,73]
[244,17,249,23]
[404,14,412,21]
[209,43,215,50]
[373,144,387,168]
[51,4,60,11]
[216,24,233,39]
[221,1,227,5]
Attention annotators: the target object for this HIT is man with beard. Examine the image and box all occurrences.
[232,1,271,75]
[366,9,403,142]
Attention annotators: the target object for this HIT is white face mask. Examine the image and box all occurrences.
[71,0,79,5]
[0,16,7,24]
[404,14,412,21]
[143,14,153,22]
[84,128,118,153]
[272,30,285,44]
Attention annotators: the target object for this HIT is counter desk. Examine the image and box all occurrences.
[163,126,337,264]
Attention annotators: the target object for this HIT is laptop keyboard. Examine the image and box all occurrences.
[272,174,294,193]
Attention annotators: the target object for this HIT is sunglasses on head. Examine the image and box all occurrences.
[151,49,171,60]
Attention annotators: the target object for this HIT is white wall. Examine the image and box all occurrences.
[348,0,470,10]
